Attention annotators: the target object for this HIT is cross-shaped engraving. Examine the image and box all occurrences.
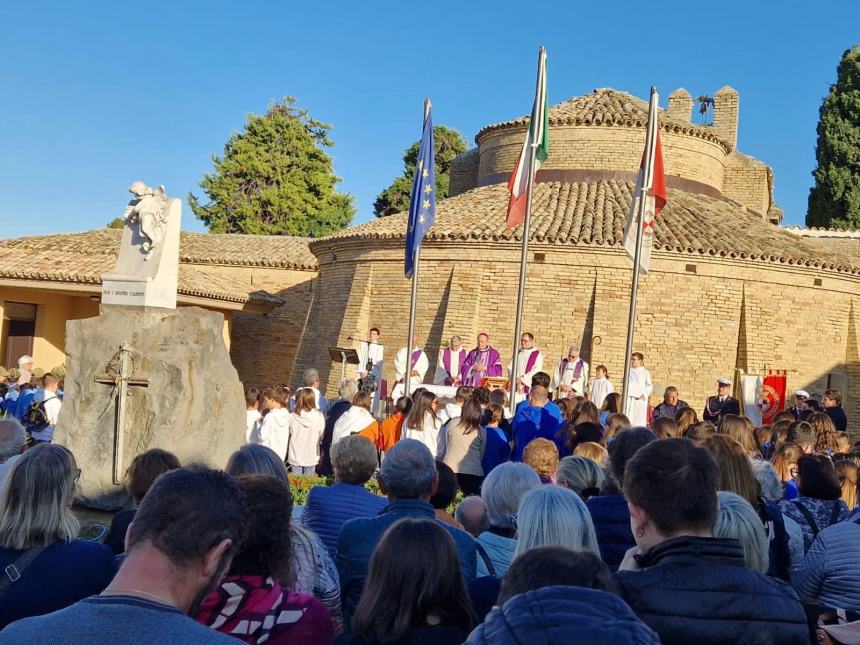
[95,342,149,484]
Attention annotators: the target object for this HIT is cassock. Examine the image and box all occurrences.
[589,376,615,409]
[460,346,503,388]
[435,347,466,385]
[623,366,653,426]
[551,357,589,397]
[395,346,429,384]
[703,396,741,425]
[508,348,544,392]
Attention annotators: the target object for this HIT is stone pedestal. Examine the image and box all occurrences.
[54,305,245,508]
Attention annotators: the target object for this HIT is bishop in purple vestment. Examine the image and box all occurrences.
[460,332,503,387]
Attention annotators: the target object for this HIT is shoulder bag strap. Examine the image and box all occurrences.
[829,501,842,526]
[0,542,51,596]
[792,500,821,538]
[475,541,496,577]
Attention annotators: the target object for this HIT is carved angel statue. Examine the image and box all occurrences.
[122,181,170,260]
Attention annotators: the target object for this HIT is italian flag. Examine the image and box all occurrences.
[506,49,549,228]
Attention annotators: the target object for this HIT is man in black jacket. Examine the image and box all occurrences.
[823,388,849,433]
[702,378,740,425]
[615,439,809,645]
[787,389,811,421]
[651,386,688,421]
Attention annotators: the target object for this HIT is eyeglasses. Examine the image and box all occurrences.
[73,468,82,482]
[789,467,798,478]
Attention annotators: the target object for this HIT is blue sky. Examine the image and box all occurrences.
[1,1,858,238]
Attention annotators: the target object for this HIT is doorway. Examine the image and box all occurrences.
[3,302,37,368]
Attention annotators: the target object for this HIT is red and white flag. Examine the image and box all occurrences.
[622,89,667,273]
[506,48,549,228]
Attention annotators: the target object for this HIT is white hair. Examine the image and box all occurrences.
[481,462,541,529]
[568,344,580,354]
[339,378,359,401]
[751,459,783,501]
[303,368,320,387]
[450,335,461,344]
[714,491,769,574]
[556,456,604,494]
[379,439,435,499]
[514,485,600,556]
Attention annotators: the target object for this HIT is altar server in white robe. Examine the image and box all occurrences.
[508,332,544,395]
[623,352,653,426]
[394,335,429,385]
[356,327,384,414]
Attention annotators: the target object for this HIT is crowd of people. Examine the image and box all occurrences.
[0,348,859,643]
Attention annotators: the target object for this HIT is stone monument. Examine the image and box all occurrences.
[53,182,246,508]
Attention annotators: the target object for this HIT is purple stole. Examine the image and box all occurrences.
[463,347,501,387]
[524,349,539,374]
[559,358,584,383]
[411,348,423,370]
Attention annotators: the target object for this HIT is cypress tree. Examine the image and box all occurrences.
[807,46,860,229]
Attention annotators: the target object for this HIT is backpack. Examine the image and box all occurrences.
[24,396,55,434]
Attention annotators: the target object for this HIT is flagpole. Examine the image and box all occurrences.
[621,87,658,412]
[404,98,431,405]
[509,48,544,418]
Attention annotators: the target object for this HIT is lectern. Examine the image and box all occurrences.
[329,346,360,382]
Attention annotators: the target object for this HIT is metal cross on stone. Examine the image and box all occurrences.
[94,342,149,484]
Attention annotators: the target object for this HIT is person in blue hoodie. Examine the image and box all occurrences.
[511,386,561,462]
[466,546,659,645]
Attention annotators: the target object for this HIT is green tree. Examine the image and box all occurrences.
[807,45,860,229]
[374,125,469,217]
[106,217,125,229]
[189,97,355,237]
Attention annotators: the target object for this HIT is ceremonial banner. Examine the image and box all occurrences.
[622,93,667,273]
[761,371,788,425]
[740,374,763,427]
[404,104,437,278]
[506,49,548,227]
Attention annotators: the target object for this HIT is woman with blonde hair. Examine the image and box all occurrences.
[574,441,608,467]
[807,412,839,454]
[674,407,698,435]
[834,457,858,511]
[718,415,760,457]
[0,444,116,628]
[772,442,803,501]
[598,392,622,427]
[601,413,630,446]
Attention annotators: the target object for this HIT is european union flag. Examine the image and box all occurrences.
[404,104,436,278]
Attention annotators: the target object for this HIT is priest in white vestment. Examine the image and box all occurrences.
[508,332,544,394]
[551,344,589,397]
[394,335,429,385]
[434,335,466,385]
[623,352,653,426]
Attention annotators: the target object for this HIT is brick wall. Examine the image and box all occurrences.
[292,240,860,434]
[722,152,771,217]
[475,126,728,193]
[449,148,479,197]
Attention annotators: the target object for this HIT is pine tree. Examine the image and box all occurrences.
[374,125,468,217]
[189,97,355,237]
[807,45,860,229]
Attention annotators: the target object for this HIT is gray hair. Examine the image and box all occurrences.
[226,444,289,484]
[751,459,783,501]
[331,435,378,484]
[568,344,580,354]
[514,485,600,556]
[0,444,79,549]
[454,496,489,538]
[303,368,320,387]
[339,378,359,401]
[379,439,436,499]
[715,491,769,574]
[0,419,26,461]
[450,335,461,344]
[481,462,541,529]
[556,456,605,494]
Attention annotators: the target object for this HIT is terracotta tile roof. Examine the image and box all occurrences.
[476,88,730,152]
[0,229,315,306]
[312,181,860,276]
